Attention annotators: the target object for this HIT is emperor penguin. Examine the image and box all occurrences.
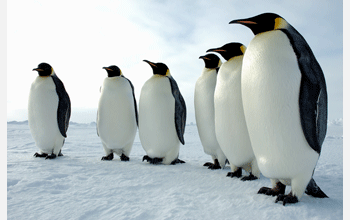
[207,43,260,181]
[230,13,328,205]
[139,60,186,165]
[96,65,138,161]
[195,53,227,169]
[28,63,71,159]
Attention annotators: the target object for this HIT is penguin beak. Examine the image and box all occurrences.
[229,19,257,25]
[103,67,112,71]
[143,60,157,68]
[33,68,43,71]
[199,56,210,60]
[206,48,226,53]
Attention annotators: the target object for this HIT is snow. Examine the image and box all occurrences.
[7,121,343,219]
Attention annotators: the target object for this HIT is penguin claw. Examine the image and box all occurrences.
[275,193,299,206]
[207,164,221,169]
[45,154,57,160]
[258,182,286,196]
[170,158,185,165]
[142,155,163,164]
[120,154,130,161]
[33,152,48,158]
[101,153,114,161]
[226,167,242,178]
[207,159,221,169]
[241,173,258,181]
[203,162,213,167]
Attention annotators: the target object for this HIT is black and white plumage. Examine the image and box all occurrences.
[206,43,260,180]
[230,13,328,205]
[29,63,71,159]
[195,53,227,169]
[97,65,138,161]
[139,60,186,165]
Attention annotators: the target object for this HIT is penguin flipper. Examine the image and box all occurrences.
[281,28,328,154]
[299,75,327,154]
[122,76,138,126]
[167,76,186,145]
[51,74,71,138]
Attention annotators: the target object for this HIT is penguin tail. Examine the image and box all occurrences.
[305,178,328,198]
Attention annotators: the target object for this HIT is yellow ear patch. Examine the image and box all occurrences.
[165,69,171,76]
[274,17,288,30]
[240,45,247,54]
[218,59,222,68]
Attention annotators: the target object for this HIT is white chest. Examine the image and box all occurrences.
[241,31,318,177]
[139,76,179,157]
[28,76,61,145]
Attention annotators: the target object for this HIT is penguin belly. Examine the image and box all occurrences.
[97,77,137,156]
[241,31,319,197]
[139,76,180,165]
[28,76,64,155]
[194,69,226,167]
[214,57,256,173]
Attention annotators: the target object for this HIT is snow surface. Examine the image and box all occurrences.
[7,120,343,219]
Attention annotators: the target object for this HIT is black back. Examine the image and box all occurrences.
[167,76,186,145]
[281,26,328,154]
[122,75,139,126]
[51,74,71,138]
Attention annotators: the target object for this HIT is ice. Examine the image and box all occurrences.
[7,121,343,219]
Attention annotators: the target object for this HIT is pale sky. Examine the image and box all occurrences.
[7,0,343,123]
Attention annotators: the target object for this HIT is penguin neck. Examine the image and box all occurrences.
[220,55,243,78]
[38,69,55,78]
[226,55,244,64]
[202,67,217,77]
[107,75,122,78]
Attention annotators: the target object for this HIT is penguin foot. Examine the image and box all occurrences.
[241,173,258,181]
[142,155,163,164]
[58,150,63,157]
[171,158,186,165]
[208,164,221,169]
[120,154,130,161]
[275,193,299,206]
[258,182,286,196]
[203,162,214,167]
[305,178,328,198]
[45,154,57,160]
[226,167,242,178]
[101,153,114,161]
[33,152,48,158]
[203,159,221,169]
[209,159,221,169]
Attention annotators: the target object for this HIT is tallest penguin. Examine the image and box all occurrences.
[230,13,328,205]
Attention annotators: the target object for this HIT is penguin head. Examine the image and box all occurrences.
[103,65,122,77]
[143,60,170,76]
[229,13,288,35]
[199,53,222,69]
[33,63,53,77]
[206,43,246,61]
